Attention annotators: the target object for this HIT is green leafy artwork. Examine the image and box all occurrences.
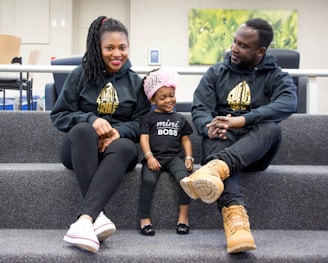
[189,9,298,65]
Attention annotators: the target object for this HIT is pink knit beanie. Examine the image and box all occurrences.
[143,68,180,100]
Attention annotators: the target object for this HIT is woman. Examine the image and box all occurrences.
[50,16,150,253]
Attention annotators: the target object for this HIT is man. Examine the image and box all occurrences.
[180,18,297,253]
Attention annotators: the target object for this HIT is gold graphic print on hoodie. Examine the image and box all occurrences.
[227,81,251,111]
[97,82,119,114]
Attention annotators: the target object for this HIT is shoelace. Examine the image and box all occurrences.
[224,207,250,234]
[205,161,221,177]
[205,160,229,180]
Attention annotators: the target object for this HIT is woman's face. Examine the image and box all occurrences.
[100,31,129,75]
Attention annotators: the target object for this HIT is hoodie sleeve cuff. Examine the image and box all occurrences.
[88,115,98,125]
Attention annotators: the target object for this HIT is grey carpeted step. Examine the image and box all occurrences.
[1,163,327,230]
[0,229,327,263]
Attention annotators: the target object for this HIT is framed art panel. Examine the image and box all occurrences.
[148,48,161,66]
[188,9,298,65]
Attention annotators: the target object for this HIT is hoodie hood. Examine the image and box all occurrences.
[225,53,279,74]
[104,58,132,83]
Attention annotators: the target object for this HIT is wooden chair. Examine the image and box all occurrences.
[0,34,22,64]
[0,34,22,109]
[1,49,42,110]
[0,33,41,110]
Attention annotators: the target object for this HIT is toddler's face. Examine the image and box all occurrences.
[151,86,176,113]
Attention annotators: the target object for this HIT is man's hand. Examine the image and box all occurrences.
[206,114,246,139]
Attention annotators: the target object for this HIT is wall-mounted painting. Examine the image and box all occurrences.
[189,9,298,65]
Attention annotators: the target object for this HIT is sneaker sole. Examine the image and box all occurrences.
[180,177,200,199]
[192,176,224,203]
[63,234,99,253]
[227,243,257,253]
[95,225,116,242]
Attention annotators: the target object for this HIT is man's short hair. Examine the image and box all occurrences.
[245,18,274,49]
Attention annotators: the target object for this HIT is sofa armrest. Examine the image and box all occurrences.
[296,76,307,113]
[175,102,192,112]
[44,83,56,111]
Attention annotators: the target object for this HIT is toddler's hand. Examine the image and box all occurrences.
[185,160,193,172]
[147,156,161,171]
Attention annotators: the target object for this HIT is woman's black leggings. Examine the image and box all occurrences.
[60,123,138,220]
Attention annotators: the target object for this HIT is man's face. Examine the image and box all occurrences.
[230,25,264,69]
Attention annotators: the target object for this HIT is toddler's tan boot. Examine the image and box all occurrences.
[180,159,229,203]
[222,205,256,253]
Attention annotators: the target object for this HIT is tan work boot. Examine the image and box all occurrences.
[180,159,229,203]
[222,205,256,253]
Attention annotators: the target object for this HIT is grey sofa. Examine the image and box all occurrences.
[45,49,308,113]
[0,110,327,262]
[44,56,83,111]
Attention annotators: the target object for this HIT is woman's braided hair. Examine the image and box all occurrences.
[83,16,129,85]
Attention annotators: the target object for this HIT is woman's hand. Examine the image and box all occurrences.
[93,118,113,138]
[93,118,120,152]
[98,128,120,152]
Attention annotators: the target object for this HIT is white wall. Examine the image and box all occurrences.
[129,0,328,110]
[0,0,74,101]
[1,0,327,112]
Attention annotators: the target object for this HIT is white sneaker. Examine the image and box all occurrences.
[63,219,99,253]
[93,211,116,242]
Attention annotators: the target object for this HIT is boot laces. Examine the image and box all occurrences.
[205,160,220,177]
[205,160,229,180]
[224,207,250,234]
